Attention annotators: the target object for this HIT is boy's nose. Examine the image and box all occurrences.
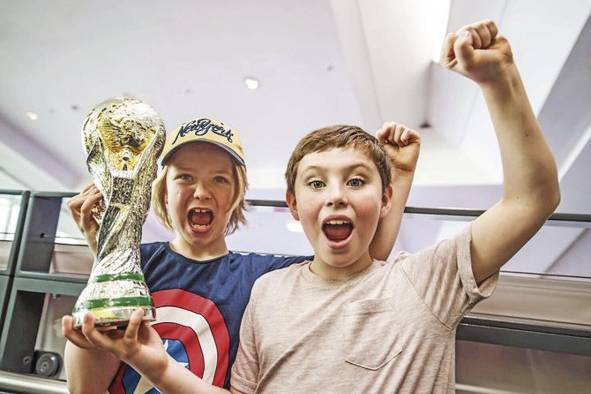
[326,185,347,207]
[193,183,212,200]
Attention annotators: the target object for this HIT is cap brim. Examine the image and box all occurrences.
[161,140,245,166]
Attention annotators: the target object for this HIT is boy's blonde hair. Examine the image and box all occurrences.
[153,117,248,235]
[285,125,392,195]
[151,160,248,235]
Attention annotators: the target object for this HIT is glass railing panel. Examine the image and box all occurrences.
[397,210,591,279]
[398,210,591,327]
[227,205,313,257]
[0,193,23,272]
[33,293,76,381]
[456,340,591,393]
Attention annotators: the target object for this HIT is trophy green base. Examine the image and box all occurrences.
[72,306,156,329]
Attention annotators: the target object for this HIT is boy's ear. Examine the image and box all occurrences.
[380,184,393,218]
[285,191,300,221]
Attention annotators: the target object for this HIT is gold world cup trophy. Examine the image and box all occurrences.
[72,97,165,328]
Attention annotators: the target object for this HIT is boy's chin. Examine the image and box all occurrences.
[318,253,359,269]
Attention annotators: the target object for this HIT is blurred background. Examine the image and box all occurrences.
[0,1,590,393]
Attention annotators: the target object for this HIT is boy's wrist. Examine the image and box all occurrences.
[137,356,168,390]
[392,167,416,179]
[478,64,521,98]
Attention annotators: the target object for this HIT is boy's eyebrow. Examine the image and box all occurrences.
[300,162,374,176]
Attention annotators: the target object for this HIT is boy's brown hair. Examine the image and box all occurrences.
[151,160,248,235]
[285,125,392,195]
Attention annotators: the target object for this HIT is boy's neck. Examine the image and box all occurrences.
[170,237,229,261]
[309,252,374,281]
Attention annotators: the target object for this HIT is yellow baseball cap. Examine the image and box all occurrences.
[161,117,245,165]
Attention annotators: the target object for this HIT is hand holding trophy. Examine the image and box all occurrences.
[72,97,165,328]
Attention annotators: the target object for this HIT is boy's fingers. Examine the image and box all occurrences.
[475,23,491,48]
[67,193,86,214]
[406,129,421,144]
[400,129,411,145]
[383,121,396,130]
[454,30,475,66]
[84,185,98,197]
[62,315,93,349]
[485,19,498,41]
[123,309,144,342]
[393,125,405,145]
[440,32,457,66]
[375,126,388,143]
[70,189,101,217]
[80,182,95,195]
[80,313,108,348]
[384,122,396,143]
[80,312,95,338]
[376,122,396,144]
[464,26,481,49]
[62,315,78,337]
[80,193,102,224]
[61,315,71,337]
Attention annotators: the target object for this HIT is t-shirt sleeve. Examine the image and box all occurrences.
[139,243,158,269]
[261,254,311,273]
[398,224,498,329]
[231,284,261,393]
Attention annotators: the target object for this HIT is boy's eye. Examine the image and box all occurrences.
[177,174,193,182]
[213,175,229,184]
[308,180,325,190]
[347,178,365,188]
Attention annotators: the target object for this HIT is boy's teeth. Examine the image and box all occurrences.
[326,219,350,225]
[189,208,213,226]
[323,220,353,241]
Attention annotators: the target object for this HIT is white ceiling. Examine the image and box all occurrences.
[1,1,590,267]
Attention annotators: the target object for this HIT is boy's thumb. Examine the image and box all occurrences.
[454,30,475,66]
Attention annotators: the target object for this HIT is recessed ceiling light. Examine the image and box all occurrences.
[244,77,259,90]
[25,111,38,120]
[286,220,303,233]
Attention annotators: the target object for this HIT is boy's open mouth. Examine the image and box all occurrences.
[188,208,214,229]
[322,219,353,242]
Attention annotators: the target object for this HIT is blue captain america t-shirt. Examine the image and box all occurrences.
[109,242,309,394]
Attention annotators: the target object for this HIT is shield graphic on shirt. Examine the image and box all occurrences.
[109,289,230,393]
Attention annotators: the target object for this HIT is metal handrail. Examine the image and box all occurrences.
[248,199,591,224]
[0,369,509,394]
[3,191,590,223]
[0,371,68,394]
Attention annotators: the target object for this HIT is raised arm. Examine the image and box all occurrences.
[370,123,420,260]
[441,20,560,284]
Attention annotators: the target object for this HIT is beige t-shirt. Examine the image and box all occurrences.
[231,226,498,394]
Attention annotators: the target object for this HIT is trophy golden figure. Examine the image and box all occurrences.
[72,97,165,327]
